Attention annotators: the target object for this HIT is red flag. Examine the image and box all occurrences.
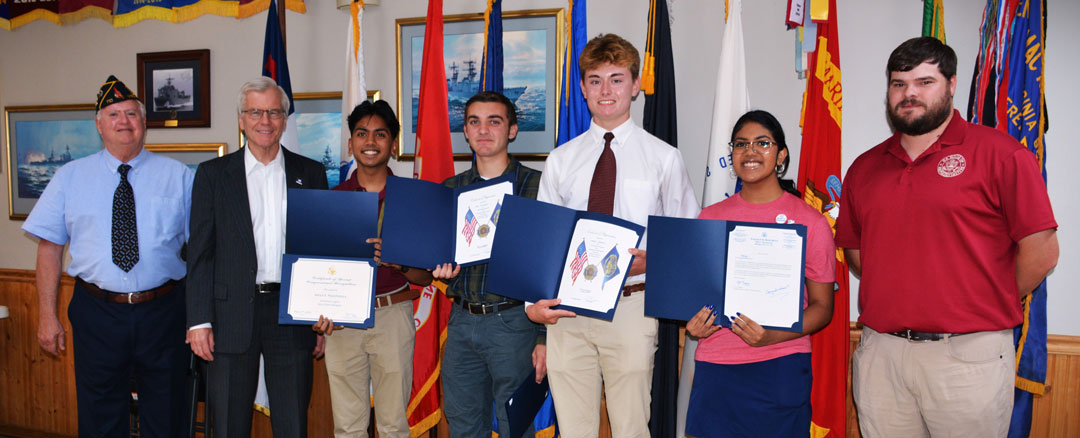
[796,0,849,437]
[412,0,454,183]
[406,1,454,435]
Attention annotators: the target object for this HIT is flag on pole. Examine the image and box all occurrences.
[795,0,848,437]
[340,0,367,185]
[407,1,455,435]
[1001,1,1048,435]
[252,0,295,416]
[640,1,680,437]
[261,0,299,152]
[556,0,590,146]
[700,0,748,205]
[679,1,749,436]
[480,0,504,94]
[921,0,946,43]
[412,0,454,182]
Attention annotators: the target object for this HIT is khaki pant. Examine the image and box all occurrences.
[853,326,1014,438]
[323,300,415,438]
[546,292,657,438]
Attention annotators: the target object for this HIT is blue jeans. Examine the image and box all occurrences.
[442,303,539,437]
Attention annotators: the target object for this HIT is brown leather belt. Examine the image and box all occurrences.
[622,283,645,297]
[77,277,177,304]
[375,287,421,309]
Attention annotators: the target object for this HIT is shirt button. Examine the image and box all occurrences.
[905,167,913,173]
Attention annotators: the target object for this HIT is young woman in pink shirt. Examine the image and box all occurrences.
[685,110,836,438]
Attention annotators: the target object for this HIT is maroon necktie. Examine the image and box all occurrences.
[587,132,616,215]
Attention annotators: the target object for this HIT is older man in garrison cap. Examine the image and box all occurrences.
[23,75,194,437]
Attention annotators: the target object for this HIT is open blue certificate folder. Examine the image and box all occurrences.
[279,188,380,328]
[380,174,515,269]
[644,216,807,332]
[486,196,646,321]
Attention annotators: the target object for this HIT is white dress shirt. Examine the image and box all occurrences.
[245,145,287,284]
[538,118,700,283]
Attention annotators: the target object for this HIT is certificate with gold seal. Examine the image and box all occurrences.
[278,254,377,328]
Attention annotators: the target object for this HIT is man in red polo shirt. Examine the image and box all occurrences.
[313,100,433,438]
[835,37,1058,437]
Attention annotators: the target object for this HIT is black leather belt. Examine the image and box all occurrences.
[78,278,177,304]
[456,299,521,315]
[887,329,967,342]
[256,282,281,293]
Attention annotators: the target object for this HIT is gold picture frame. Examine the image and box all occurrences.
[396,8,565,161]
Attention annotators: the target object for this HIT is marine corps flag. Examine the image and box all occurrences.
[407,0,454,435]
[795,0,848,437]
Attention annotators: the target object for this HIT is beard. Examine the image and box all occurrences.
[887,92,953,136]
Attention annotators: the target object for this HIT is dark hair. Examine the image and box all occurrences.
[347,100,400,140]
[579,33,641,81]
[464,91,518,127]
[887,36,957,80]
[731,110,800,197]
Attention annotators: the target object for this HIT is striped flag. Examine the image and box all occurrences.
[569,241,588,285]
[795,0,849,437]
[462,209,478,246]
[407,1,455,434]
[340,0,367,184]
[480,0,504,94]
[556,0,590,146]
[679,1,748,435]
[922,0,947,43]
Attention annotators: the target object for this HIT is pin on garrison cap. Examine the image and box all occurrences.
[96,75,139,112]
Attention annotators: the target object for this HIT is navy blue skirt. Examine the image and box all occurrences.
[686,353,812,438]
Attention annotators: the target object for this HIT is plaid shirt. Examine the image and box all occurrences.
[442,158,541,304]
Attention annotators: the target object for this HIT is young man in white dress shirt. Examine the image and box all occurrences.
[525,33,699,438]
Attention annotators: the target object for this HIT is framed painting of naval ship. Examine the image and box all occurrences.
[136,49,211,128]
[396,8,563,160]
[4,104,100,219]
[146,143,225,173]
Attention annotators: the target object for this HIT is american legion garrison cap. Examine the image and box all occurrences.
[96,75,139,112]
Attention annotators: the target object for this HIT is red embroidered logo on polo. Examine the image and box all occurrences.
[937,154,967,178]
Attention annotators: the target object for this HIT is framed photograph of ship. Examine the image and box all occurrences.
[238,90,381,187]
[396,8,563,160]
[136,49,211,128]
[145,143,225,173]
[4,104,100,219]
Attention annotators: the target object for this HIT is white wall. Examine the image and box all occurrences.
[1,0,1075,334]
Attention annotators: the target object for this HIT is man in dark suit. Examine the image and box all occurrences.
[186,77,329,437]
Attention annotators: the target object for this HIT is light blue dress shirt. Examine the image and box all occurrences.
[23,148,194,292]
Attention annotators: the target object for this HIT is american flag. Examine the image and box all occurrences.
[461,208,478,245]
[569,241,588,284]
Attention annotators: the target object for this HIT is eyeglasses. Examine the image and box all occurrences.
[728,140,778,154]
[241,108,286,120]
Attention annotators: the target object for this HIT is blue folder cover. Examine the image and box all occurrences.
[286,188,378,258]
[505,376,550,438]
[278,253,377,329]
[487,196,646,320]
[645,216,807,332]
[381,174,515,269]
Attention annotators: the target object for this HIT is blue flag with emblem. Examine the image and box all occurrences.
[556,0,589,146]
[1003,0,1048,436]
[480,0,503,94]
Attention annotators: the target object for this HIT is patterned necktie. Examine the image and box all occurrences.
[587,132,617,215]
[112,164,139,272]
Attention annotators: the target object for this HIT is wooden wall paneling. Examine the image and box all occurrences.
[0,269,78,437]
